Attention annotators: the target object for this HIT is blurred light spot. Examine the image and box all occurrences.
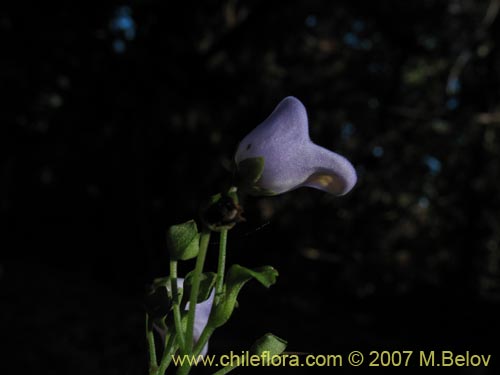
[372,146,384,158]
[341,122,354,140]
[110,6,136,54]
[48,93,63,108]
[357,283,375,298]
[35,121,49,133]
[486,239,498,252]
[420,36,437,50]
[418,196,430,209]
[16,115,27,127]
[301,247,320,260]
[446,97,459,110]
[113,39,126,54]
[477,43,491,58]
[423,155,442,175]
[1,16,12,30]
[152,199,165,210]
[352,20,365,32]
[318,38,336,53]
[257,199,275,220]
[210,131,221,145]
[361,39,373,50]
[300,247,341,263]
[305,15,317,28]
[343,32,360,48]
[40,167,53,185]
[448,2,462,14]
[368,62,382,73]
[431,119,450,134]
[447,77,461,94]
[484,129,496,150]
[396,249,412,267]
[110,6,136,40]
[57,75,70,89]
[368,97,379,109]
[86,185,100,197]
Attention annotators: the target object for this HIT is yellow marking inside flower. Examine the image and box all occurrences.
[304,173,344,195]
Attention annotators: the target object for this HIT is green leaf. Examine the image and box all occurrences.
[151,276,184,299]
[151,276,171,290]
[227,264,278,288]
[250,333,287,356]
[181,271,216,305]
[211,333,287,375]
[235,158,278,195]
[167,220,200,260]
[237,157,265,185]
[209,265,278,328]
[144,283,172,322]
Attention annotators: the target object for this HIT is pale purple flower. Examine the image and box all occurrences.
[235,96,357,196]
[187,284,214,356]
[155,278,214,356]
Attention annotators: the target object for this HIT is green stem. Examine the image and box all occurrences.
[215,229,228,305]
[157,331,178,375]
[192,229,228,357]
[185,229,211,351]
[193,325,214,356]
[170,260,186,352]
[146,315,158,374]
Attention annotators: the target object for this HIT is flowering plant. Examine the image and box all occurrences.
[145,97,356,375]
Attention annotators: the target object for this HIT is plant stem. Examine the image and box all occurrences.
[157,331,177,375]
[215,229,228,305]
[192,229,228,357]
[170,260,186,352]
[185,229,211,351]
[146,315,158,374]
[193,325,214,356]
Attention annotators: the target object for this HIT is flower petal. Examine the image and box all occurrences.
[155,278,215,356]
[301,144,357,195]
[235,97,311,194]
[235,96,357,196]
[188,287,214,356]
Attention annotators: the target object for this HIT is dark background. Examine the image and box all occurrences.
[2,0,500,374]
